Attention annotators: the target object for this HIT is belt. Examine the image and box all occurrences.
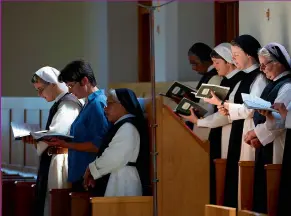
[47,147,68,156]
[127,162,136,167]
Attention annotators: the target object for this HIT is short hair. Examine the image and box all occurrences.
[188,42,212,62]
[31,74,49,85]
[258,47,278,62]
[210,50,227,62]
[58,60,97,86]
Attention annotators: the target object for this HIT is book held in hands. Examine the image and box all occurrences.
[195,83,230,101]
[160,81,197,103]
[175,97,208,118]
[241,93,279,113]
[11,122,73,142]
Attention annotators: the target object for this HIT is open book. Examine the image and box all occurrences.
[174,97,208,118]
[241,93,279,113]
[30,131,74,142]
[160,81,197,103]
[195,83,230,101]
[11,122,47,140]
[11,122,74,142]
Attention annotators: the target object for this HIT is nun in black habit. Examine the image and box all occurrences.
[83,88,151,196]
[244,42,291,213]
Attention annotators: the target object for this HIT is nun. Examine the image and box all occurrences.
[83,88,151,196]
[24,66,82,216]
[216,34,269,208]
[243,42,291,213]
[262,102,291,216]
[181,42,245,204]
[186,42,223,132]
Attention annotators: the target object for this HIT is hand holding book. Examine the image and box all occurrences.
[203,91,223,106]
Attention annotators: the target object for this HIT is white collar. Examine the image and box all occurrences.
[207,65,215,72]
[243,64,259,73]
[273,71,291,81]
[55,91,67,102]
[114,114,135,125]
[225,69,240,79]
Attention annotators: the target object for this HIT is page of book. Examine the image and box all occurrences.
[241,93,279,113]
[195,83,230,101]
[11,122,45,140]
[30,131,74,142]
[175,98,208,118]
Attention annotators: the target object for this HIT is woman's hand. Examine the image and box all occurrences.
[244,130,257,145]
[272,103,288,119]
[203,91,222,106]
[83,167,95,190]
[217,105,229,116]
[179,108,199,124]
[22,135,36,145]
[44,138,68,148]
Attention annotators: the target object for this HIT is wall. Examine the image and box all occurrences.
[154,2,215,82]
[2,1,139,97]
[239,1,291,51]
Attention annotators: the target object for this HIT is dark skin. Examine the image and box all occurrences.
[188,55,212,75]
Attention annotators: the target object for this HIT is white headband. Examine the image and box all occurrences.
[34,66,68,92]
[213,42,234,64]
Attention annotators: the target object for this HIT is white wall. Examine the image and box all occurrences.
[239,2,291,51]
[2,1,139,97]
[2,1,215,97]
[154,2,215,82]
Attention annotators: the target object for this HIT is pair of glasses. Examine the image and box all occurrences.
[260,60,273,70]
[66,82,78,89]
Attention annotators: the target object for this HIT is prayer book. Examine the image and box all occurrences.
[241,93,279,113]
[174,97,208,118]
[194,83,230,101]
[11,122,73,142]
[11,122,47,140]
[160,81,197,103]
[30,131,74,142]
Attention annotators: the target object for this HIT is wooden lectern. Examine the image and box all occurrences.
[89,96,210,216]
[150,96,210,216]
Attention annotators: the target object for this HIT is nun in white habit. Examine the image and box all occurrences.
[179,43,246,204]
[26,66,82,216]
[83,88,151,197]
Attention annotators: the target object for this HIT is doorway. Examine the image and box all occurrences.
[214,1,239,45]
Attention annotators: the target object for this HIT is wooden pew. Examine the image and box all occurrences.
[205,204,236,216]
[2,177,36,216]
[265,164,282,216]
[50,188,71,216]
[91,196,153,216]
[14,181,36,216]
[239,161,255,211]
[214,159,227,205]
[70,192,91,216]
[237,210,267,216]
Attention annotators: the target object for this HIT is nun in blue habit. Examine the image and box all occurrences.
[83,88,151,196]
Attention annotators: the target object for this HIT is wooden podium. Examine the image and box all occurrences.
[148,96,210,216]
[50,96,209,216]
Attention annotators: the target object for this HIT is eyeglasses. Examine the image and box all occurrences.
[35,84,49,95]
[66,82,78,89]
[260,60,273,70]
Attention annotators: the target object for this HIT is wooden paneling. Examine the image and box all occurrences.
[1,97,52,173]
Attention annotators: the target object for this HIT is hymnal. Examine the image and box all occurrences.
[160,81,197,103]
[11,122,47,140]
[30,131,74,142]
[241,93,279,113]
[195,83,230,101]
[175,97,208,118]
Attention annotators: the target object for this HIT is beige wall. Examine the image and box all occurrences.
[239,2,291,51]
[2,1,139,97]
[2,2,215,97]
